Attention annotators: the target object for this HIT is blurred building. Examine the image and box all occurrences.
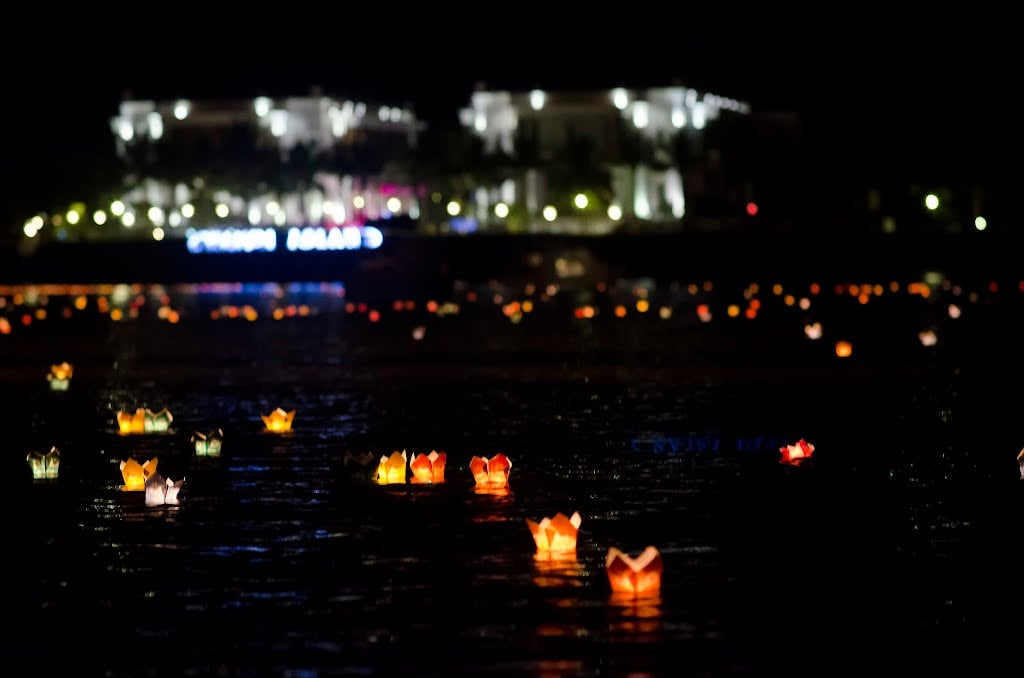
[436,85,752,234]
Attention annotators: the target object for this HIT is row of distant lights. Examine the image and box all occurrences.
[923,193,988,231]
[444,194,622,222]
[24,193,394,240]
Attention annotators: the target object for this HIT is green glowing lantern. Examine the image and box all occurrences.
[26,447,61,480]
[144,408,174,433]
[192,428,224,457]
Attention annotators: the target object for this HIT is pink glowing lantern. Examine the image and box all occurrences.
[261,407,295,433]
[605,546,663,595]
[409,451,446,484]
[120,457,159,491]
[376,451,407,485]
[469,454,512,489]
[526,512,582,554]
[780,439,815,465]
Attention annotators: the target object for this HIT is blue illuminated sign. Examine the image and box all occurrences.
[186,226,383,254]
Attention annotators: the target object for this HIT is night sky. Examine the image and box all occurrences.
[1,10,1015,235]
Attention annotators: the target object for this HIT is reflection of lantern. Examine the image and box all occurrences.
[410,451,446,484]
[526,511,582,553]
[261,407,295,432]
[144,408,173,432]
[780,438,815,465]
[192,429,224,457]
[606,546,663,595]
[469,454,512,489]
[47,362,72,391]
[377,451,407,484]
[26,447,61,479]
[145,472,185,506]
[532,550,583,588]
[120,457,159,491]
[117,409,147,434]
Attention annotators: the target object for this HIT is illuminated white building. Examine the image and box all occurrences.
[455,86,750,233]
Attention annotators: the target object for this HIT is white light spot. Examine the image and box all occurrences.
[173,100,189,120]
[974,216,987,231]
[152,227,165,241]
[353,195,365,209]
[542,205,557,222]
[607,204,622,220]
[529,89,546,111]
[573,194,588,209]
[110,200,125,216]
[254,97,272,117]
[925,194,939,210]
[494,202,509,218]
[215,203,230,218]
[611,88,629,110]
[93,210,107,225]
[147,206,165,226]
[122,212,136,227]
[266,200,280,216]
[181,203,195,218]
[66,210,80,225]
[386,196,402,213]
[446,201,461,216]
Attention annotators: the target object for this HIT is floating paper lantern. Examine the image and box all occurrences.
[47,362,72,391]
[145,472,185,506]
[377,450,407,485]
[144,408,173,432]
[526,512,582,554]
[342,452,376,483]
[469,454,512,489]
[117,409,147,434]
[835,340,853,358]
[120,457,158,491]
[605,546,663,595]
[192,429,224,457]
[261,407,295,432]
[26,446,61,479]
[409,451,446,484]
[779,438,815,465]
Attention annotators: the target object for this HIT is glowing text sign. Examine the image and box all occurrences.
[186,226,383,254]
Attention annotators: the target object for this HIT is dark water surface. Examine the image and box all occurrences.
[8,281,1024,677]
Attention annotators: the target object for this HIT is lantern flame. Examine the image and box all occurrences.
[780,438,815,465]
[261,407,295,432]
[606,546,663,595]
[377,450,407,485]
[526,512,582,553]
[192,429,224,457]
[409,450,446,484]
[145,472,185,506]
[120,457,159,491]
[469,454,512,489]
[26,446,61,480]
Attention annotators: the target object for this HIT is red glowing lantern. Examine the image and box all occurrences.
[409,450,446,484]
[526,512,582,554]
[469,454,512,489]
[605,546,662,595]
[779,438,815,465]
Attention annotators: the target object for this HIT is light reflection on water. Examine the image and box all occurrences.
[10,308,1024,674]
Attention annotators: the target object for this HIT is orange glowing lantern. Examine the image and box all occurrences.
[835,340,853,358]
[526,512,582,554]
[469,454,512,489]
[779,438,815,465]
[409,451,446,484]
[47,362,73,391]
[605,546,663,596]
[376,451,407,485]
[261,407,295,433]
[117,409,147,434]
[120,456,158,491]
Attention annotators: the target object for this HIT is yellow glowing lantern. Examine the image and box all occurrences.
[779,438,815,465]
[47,362,73,391]
[145,472,185,506]
[409,450,446,484]
[605,546,663,596]
[526,512,582,554]
[144,408,173,432]
[469,454,512,489]
[117,409,147,434]
[376,450,407,485]
[120,456,158,491]
[261,407,295,432]
[192,429,224,457]
[26,446,61,480]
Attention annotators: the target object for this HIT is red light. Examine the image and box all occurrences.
[746,202,759,216]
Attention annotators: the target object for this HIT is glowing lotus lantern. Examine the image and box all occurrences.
[117,409,147,434]
[26,447,61,480]
[120,457,158,491]
[376,451,407,485]
[409,451,446,484]
[47,362,72,391]
[145,472,185,506]
[144,408,173,432]
[261,407,295,433]
[526,512,582,555]
[606,546,663,596]
[780,438,815,465]
[192,429,224,457]
[469,454,512,489]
